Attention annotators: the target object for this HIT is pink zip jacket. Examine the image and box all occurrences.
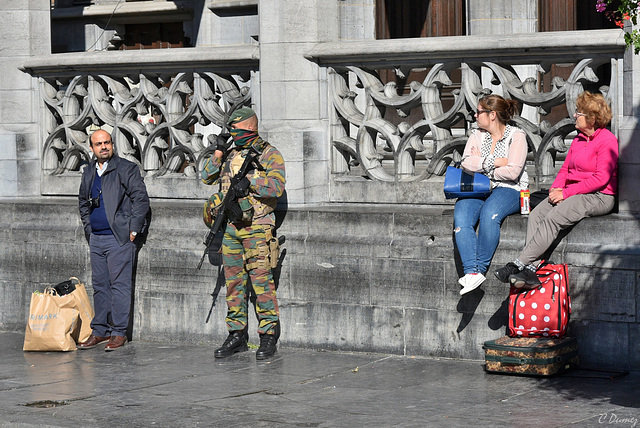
[552,127,618,199]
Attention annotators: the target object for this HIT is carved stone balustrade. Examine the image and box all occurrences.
[21,30,627,204]
[21,46,258,199]
[306,29,626,204]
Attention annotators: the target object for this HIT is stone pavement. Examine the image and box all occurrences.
[0,331,638,428]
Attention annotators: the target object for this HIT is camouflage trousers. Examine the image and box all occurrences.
[222,222,279,335]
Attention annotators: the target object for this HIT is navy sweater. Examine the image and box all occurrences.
[89,172,113,235]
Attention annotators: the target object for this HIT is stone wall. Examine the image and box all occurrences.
[2,0,639,373]
[0,1,49,198]
[1,199,638,370]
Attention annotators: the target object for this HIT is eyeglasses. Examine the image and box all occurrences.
[93,140,112,147]
[574,112,588,118]
[476,109,492,115]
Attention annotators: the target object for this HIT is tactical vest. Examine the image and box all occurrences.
[220,144,278,221]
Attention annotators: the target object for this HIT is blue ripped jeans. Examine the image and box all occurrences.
[453,187,520,275]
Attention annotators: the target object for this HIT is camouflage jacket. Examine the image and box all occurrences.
[201,138,285,227]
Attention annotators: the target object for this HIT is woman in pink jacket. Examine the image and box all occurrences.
[494,91,618,288]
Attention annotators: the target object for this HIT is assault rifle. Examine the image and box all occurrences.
[205,265,225,323]
[197,144,265,270]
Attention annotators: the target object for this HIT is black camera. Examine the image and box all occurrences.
[89,190,101,209]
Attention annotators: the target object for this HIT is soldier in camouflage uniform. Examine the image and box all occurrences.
[202,107,285,360]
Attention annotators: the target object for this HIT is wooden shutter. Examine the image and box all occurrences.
[376,0,465,39]
[538,0,620,32]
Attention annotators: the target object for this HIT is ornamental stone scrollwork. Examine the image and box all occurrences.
[329,58,615,187]
[41,71,251,179]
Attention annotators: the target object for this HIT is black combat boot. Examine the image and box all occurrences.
[256,323,279,360]
[214,330,248,358]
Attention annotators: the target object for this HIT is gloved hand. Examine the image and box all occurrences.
[232,177,251,197]
[210,133,231,152]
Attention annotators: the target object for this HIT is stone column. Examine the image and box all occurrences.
[257,0,339,204]
[617,30,640,215]
[467,0,537,36]
[338,0,375,41]
[467,0,538,123]
[0,0,50,197]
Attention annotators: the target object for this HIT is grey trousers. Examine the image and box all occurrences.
[89,233,135,337]
[518,192,615,265]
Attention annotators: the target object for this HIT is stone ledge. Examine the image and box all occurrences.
[306,29,625,66]
[0,199,637,369]
[51,1,193,23]
[207,0,258,11]
[21,46,259,75]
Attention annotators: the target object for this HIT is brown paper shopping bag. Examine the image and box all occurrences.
[68,278,94,344]
[23,288,79,352]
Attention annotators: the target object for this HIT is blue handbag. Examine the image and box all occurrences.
[443,165,492,199]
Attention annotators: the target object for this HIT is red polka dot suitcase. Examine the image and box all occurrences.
[508,263,571,338]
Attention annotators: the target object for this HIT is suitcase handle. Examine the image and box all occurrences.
[500,356,527,365]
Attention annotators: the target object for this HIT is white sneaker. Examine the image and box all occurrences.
[459,273,486,295]
[458,276,467,287]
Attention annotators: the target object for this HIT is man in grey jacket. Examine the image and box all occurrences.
[77,129,150,351]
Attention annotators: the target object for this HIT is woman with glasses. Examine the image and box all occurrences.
[455,94,529,295]
[494,91,618,288]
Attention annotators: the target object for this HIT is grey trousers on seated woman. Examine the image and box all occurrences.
[516,192,615,266]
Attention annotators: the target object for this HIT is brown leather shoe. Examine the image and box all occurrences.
[104,336,127,352]
[77,335,110,350]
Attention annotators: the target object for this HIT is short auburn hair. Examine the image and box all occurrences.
[576,91,612,129]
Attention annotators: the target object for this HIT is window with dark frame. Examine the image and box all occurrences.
[372,0,621,129]
[121,22,191,50]
[539,0,621,32]
[374,0,466,128]
[538,0,620,124]
[376,0,465,39]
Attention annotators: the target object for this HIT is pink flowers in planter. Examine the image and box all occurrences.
[596,0,607,13]
[596,0,640,53]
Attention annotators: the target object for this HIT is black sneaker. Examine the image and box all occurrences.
[509,268,541,289]
[214,330,248,358]
[256,334,278,360]
[494,262,521,283]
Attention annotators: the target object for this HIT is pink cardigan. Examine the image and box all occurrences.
[552,127,618,199]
